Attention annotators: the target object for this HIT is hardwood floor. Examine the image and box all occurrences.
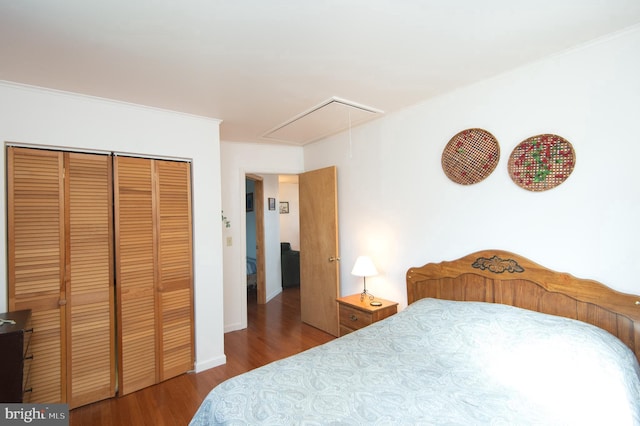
[69,286,334,425]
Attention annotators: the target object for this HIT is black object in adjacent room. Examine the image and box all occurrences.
[280,242,300,288]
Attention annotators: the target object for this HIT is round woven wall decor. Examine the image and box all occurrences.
[441,128,500,185]
[508,134,575,192]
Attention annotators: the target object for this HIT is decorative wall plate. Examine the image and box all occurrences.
[508,134,575,192]
[441,128,500,185]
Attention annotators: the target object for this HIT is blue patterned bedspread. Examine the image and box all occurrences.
[246,257,257,275]
[191,298,640,425]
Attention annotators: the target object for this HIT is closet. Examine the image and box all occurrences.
[7,147,193,408]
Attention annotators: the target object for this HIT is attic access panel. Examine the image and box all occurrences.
[261,97,383,145]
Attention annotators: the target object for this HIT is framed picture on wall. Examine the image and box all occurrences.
[279,201,289,214]
[246,193,253,212]
[268,198,276,210]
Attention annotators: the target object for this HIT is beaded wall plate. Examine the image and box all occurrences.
[441,128,500,185]
[508,134,575,192]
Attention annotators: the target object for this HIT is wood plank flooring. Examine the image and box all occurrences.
[69,287,334,425]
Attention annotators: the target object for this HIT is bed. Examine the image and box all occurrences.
[191,250,640,425]
[247,256,257,290]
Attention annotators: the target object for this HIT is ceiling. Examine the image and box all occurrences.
[1,1,639,145]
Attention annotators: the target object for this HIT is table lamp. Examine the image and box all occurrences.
[351,255,378,302]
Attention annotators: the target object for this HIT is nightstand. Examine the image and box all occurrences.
[337,294,398,336]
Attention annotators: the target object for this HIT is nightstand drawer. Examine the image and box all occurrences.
[339,304,373,331]
[337,294,398,337]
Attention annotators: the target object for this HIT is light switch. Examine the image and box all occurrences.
[226,236,233,246]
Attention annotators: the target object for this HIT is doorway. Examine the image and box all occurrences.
[245,173,299,317]
[242,168,340,336]
[245,175,266,304]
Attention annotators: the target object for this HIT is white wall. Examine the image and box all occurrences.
[278,180,300,250]
[220,141,304,332]
[0,81,225,373]
[262,174,283,301]
[304,26,640,308]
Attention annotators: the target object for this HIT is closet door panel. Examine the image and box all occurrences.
[114,156,158,395]
[7,147,66,403]
[66,153,115,408]
[155,161,194,380]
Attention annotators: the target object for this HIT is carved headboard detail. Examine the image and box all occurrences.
[471,255,524,274]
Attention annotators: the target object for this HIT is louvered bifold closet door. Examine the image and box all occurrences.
[7,147,66,403]
[8,148,116,407]
[155,160,194,380]
[66,153,115,408]
[113,156,158,395]
[114,157,194,394]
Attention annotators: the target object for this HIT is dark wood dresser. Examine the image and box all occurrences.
[0,309,33,402]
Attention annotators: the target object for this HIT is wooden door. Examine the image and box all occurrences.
[7,147,66,403]
[7,147,115,407]
[299,166,340,336]
[114,156,158,395]
[114,156,194,394]
[66,152,115,408]
[155,160,194,381]
[8,148,190,404]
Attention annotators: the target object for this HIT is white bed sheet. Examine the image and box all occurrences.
[191,298,640,425]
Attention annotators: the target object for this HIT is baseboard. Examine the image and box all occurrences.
[194,354,227,373]
[265,287,282,303]
[225,321,246,333]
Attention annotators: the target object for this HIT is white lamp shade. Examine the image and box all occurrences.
[351,255,378,277]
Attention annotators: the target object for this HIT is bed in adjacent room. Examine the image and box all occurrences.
[191,250,640,425]
[246,256,257,290]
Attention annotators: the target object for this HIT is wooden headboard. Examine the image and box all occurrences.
[407,250,640,362]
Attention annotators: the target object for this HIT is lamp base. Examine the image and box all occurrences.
[360,289,374,302]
